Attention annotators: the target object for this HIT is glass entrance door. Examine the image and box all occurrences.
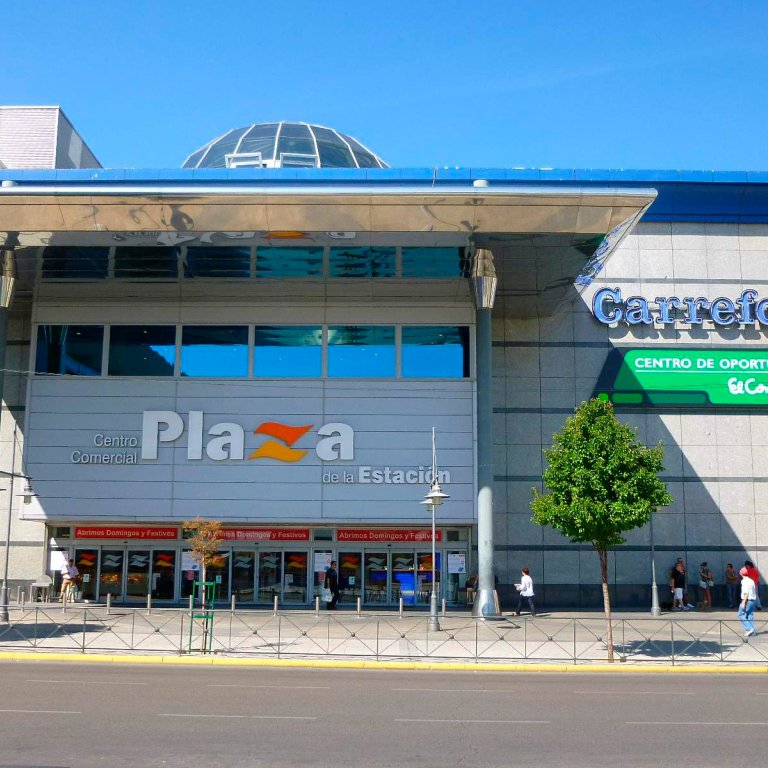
[99,549,124,600]
[74,549,98,601]
[392,552,415,605]
[257,551,281,604]
[126,550,151,601]
[363,552,388,605]
[207,551,231,605]
[338,552,362,604]
[416,552,441,606]
[152,550,176,600]
[283,551,308,604]
[232,551,255,603]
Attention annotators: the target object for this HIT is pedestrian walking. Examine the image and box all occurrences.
[698,562,713,610]
[324,560,340,610]
[744,561,762,610]
[725,563,739,609]
[514,567,536,617]
[738,566,758,638]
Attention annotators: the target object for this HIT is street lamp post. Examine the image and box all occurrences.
[650,513,660,617]
[422,428,449,633]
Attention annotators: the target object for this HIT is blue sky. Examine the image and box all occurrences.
[2,1,767,170]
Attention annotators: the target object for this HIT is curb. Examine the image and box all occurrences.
[0,652,766,674]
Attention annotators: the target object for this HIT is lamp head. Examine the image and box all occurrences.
[421,480,450,507]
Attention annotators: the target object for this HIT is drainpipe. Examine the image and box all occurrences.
[469,247,501,618]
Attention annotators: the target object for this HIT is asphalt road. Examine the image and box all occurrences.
[0,662,766,768]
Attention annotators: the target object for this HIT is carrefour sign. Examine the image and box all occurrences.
[593,288,768,326]
[594,348,768,407]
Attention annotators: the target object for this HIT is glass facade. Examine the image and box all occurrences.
[108,326,176,376]
[36,325,103,375]
[180,326,248,377]
[329,247,395,278]
[402,247,468,278]
[402,326,470,378]
[255,247,323,278]
[254,325,322,377]
[327,325,395,377]
[185,247,251,278]
[42,246,108,279]
[114,247,179,278]
[37,324,469,378]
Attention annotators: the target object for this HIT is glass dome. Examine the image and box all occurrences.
[182,122,388,170]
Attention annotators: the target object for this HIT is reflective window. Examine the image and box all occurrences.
[238,122,279,160]
[36,325,103,375]
[276,122,315,159]
[256,247,323,278]
[402,248,469,278]
[254,326,321,377]
[329,247,395,278]
[108,326,176,376]
[184,247,251,278]
[114,247,179,278]
[41,247,108,279]
[199,127,250,167]
[312,125,354,167]
[181,326,248,377]
[327,326,395,377]
[402,326,470,378]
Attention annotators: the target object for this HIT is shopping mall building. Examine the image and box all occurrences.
[0,105,766,609]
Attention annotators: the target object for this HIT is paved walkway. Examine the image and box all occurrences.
[1,603,766,665]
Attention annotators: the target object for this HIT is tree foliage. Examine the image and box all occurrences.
[531,398,672,549]
[531,398,672,661]
[182,517,223,576]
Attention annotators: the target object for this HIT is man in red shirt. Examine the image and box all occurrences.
[745,561,762,610]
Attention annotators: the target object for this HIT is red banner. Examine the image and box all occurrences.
[218,528,310,542]
[75,526,178,540]
[336,529,442,543]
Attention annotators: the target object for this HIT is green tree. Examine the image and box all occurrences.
[531,398,672,662]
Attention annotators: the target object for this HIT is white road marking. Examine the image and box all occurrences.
[160,713,316,720]
[395,718,550,724]
[575,690,696,695]
[26,679,148,686]
[207,684,329,690]
[392,688,518,694]
[0,709,81,715]
[627,721,768,726]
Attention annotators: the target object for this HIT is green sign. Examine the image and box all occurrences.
[594,348,768,407]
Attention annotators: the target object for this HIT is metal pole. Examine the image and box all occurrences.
[650,514,660,616]
[0,424,17,623]
[472,306,501,618]
[429,503,440,632]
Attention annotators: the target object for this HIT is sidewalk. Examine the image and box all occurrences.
[1,603,766,668]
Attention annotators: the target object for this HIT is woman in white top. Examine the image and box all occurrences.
[515,567,536,617]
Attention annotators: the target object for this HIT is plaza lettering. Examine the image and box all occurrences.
[592,288,768,326]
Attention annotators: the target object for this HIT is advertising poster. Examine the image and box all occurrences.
[49,550,67,572]
[314,551,333,573]
[448,552,466,574]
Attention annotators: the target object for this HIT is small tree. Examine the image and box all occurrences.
[183,517,222,650]
[531,398,672,662]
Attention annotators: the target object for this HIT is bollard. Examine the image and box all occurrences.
[357,597,361,617]
[106,592,112,615]
[188,594,193,612]
[231,594,236,614]
[19,591,24,608]
[315,595,320,617]
[146,592,152,615]
[399,597,404,618]
[441,598,446,617]
[273,594,279,616]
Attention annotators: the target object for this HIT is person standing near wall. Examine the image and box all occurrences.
[698,562,713,610]
[725,563,739,609]
[738,566,757,638]
[514,567,536,617]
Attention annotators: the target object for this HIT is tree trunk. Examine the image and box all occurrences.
[598,547,614,663]
[200,562,208,653]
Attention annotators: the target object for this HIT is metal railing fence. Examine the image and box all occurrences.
[0,606,766,665]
